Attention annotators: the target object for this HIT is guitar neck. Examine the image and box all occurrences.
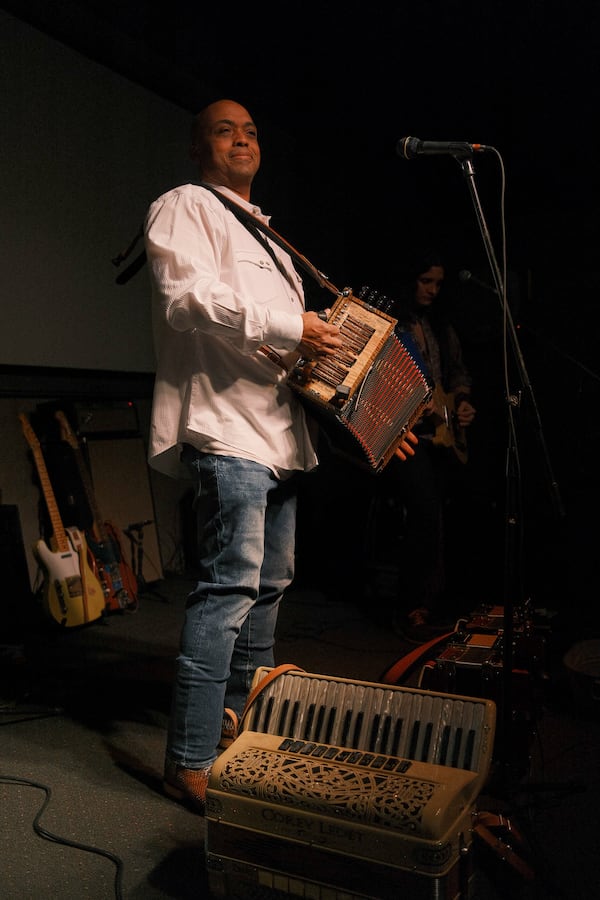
[54,411,108,543]
[19,414,70,553]
[73,442,107,541]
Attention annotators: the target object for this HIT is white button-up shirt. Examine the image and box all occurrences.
[144,183,318,479]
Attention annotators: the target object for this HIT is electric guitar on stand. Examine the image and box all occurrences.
[19,412,106,628]
[54,410,138,612]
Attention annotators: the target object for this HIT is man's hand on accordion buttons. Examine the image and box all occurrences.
[297,310,342,360]
[394,430,418,462]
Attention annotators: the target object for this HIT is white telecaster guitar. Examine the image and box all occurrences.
[19,412,106,628]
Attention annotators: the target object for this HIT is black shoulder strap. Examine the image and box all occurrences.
[113,183,340,297]
[201,185,298,289]
[199,183,339,296]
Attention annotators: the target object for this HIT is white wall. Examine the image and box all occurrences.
[0,11,200,596]
[1,10,195,373]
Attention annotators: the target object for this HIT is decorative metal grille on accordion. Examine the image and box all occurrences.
[288,289,433,472]
[206,667,496,900]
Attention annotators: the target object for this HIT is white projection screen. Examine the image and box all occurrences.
[1,10,196,375]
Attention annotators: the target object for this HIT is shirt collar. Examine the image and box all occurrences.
[201,181,269,223]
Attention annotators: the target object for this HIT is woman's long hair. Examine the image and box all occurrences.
[393,247,447,324]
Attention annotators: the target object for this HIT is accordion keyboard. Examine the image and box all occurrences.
[243,668,495,786]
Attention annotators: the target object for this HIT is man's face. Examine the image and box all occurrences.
[192,100,260,194]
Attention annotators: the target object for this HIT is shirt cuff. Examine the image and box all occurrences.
[266,308,304,350]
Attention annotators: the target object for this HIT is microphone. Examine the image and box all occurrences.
[459,270,498,294]
[397,136,488,160]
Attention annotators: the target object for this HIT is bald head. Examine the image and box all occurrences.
[190,99,260,201]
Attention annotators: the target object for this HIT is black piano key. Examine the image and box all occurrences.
[421,722,433,762]
[368,714,381,753]
[315,705,327,742]
[277,698,290,735]
[341,709,352,746]
[288,700,300,735]
[390,718,404,758]
[325,705,337,744]
[464,729,476,770]
[408,721,420,759]
[451,727,464,768]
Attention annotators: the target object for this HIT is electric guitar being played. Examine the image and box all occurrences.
[430,385,468,465]
[55,410,138,612]
[19,413,106,627]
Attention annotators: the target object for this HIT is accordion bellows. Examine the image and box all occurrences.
[288,291,433,472]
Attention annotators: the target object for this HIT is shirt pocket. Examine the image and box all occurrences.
[236,248,275,274]
[235,248,289,306]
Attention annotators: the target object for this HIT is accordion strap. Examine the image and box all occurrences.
[238,663,305,732]
[380,630,455,685]
[473,811,536,881]
[114,182,341,300]
[200,183,340,296]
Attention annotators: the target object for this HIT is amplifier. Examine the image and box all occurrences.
[464,604,552,644]
[73,400,139,435]
[419,628,545,705]
[419,623,546,771]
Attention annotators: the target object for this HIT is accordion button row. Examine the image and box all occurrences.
[277,736,412,772]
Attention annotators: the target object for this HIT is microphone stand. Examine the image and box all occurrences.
[454,152,564,789]
[124,520,169,603]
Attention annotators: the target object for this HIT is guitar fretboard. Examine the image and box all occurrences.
[19,413,70,553]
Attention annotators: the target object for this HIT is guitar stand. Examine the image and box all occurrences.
[124,520,169,603]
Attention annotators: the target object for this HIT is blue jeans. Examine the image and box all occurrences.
[167,450,298,769]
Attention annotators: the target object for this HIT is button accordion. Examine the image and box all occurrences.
[288,289,433,472]
[206,667,496,899]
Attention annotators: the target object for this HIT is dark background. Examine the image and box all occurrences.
[6,0,600,286]
[2,11,599,897]
[6,1,599,363]
[5,1,599,343]
[4,0,600,614]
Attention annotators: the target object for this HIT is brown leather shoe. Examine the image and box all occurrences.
[163,758,212,814]
[218,708,239,750]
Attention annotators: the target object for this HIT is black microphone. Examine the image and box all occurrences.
[458,270,498,294]
[397,136,488,160]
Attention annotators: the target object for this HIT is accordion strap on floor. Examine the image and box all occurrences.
[238,663,305,731]
[473,810,536,881]
[380,631,455,684]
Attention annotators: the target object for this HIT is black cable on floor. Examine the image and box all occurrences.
[0,774,124,900]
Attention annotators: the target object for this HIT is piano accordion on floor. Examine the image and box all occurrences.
[288,290,433,472]
[206,667,496,900]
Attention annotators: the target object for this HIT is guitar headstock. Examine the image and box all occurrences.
[19,412,40,451]
[55,409,79,450]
